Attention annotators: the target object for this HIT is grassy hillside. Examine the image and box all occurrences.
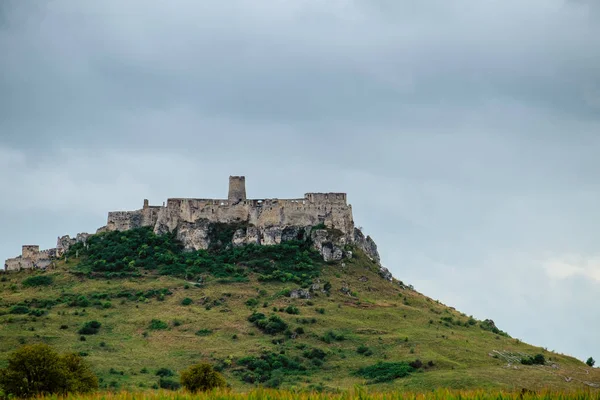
[0,227,598,392]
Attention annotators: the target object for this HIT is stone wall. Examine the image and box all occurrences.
[4,176,385,273]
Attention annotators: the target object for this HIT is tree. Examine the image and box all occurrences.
[586,357,595,367]
[180,363,226,392]
[0,344,98,398]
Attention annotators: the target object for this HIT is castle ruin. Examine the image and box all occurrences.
[4,176,383,275]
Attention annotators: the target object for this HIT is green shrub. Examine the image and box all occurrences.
[78,321,101,335]
[29,309,46,317]
[156,368,174,377]
[195,329,213,336]
[357,345,373,356]
[303,348,327,360]
[69,296,90,308]
[285,305,300,315]
[245,298,259,307]
[321,330,346,344]
[356,361,414,383]
[587,357,595,367]
[22,275,53,287]
[181,298,193,306]
[237,353,305,384]
[149,319,168,330]
[9,305,30,315]
[248,313,288,335]
[521,354,546,365]
[180,363,226,392]
[0,344,98,397]
[159,378,181,390]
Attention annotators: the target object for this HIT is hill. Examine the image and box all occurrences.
[0,226,598,392]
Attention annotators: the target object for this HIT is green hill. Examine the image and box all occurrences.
[0,226,598,392]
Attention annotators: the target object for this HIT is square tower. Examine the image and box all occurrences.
[22,245,40,259]
[228,176,247,203]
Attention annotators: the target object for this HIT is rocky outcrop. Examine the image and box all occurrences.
[176,219,211,251]
[310,229,348,262]
[353,228,380,263]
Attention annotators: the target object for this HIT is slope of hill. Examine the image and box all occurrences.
[0,226,598,392]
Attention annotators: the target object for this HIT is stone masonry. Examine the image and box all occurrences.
[3,176,386,278]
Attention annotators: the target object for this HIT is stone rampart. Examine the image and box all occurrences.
[4,176,382,272]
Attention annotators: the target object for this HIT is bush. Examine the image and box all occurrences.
[321,330,345,344]
[149,319,168,330]
[159,378,181,390]
[181,298,193,306]
[78,321,102,335]
[249,314,288,335]
[586,357,595,367]
[22,275,53,287]
[9,305,30,315]
[156,368,174,377]
[357,345,373,356]
[245,298,259,307]
[356,361,414,383]
[285,305,300,315]
[180,363,226,393]
[521,354,546,365]
[195,329,213,336]
[0,344,98,397]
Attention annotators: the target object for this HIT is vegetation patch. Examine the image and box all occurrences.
[67,227,324,285]
[356,361,417,383]
[78,321,102,335]
[236,352,306,387]
[149,319,169,330]
[22,275,53,287]
[248,312,288,335]
[521,354,546,366]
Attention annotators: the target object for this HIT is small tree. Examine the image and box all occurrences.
[180,363,226,392]
[0,344,98,397]
[586,357,595,367]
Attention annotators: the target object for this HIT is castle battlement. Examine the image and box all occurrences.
[101,177,355,251]
[4,176,384,272]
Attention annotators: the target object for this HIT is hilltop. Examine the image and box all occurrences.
[1,226,598,392]
[1,176,598,392]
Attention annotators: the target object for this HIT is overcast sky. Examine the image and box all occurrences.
[1,0,599,362]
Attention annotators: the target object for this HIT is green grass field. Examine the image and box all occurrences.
[30,388,600,400]
[1,231,598,393]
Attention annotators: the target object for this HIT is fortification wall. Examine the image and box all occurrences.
[5,257,34,271]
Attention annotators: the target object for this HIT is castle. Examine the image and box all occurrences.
[4,176,382,274]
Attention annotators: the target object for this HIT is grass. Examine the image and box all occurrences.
[27,388,600,400]
[0,234,598,392]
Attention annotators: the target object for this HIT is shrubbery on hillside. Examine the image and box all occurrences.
[180,363,226,392]
[67,227,323,285]
[22,275,53,287]
[356,361,417,383]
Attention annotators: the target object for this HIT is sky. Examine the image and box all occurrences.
[1,0,599,362]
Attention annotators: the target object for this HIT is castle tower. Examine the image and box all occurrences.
[22,245,40,259]
[228,176,246,203]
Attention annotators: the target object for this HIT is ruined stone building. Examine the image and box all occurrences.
[4,176,383,275]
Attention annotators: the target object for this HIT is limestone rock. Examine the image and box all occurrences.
[378,266,393,282]
[353,228,381,263]
[176,219,211,251]
[289,289,311,299]
[232,229,247,247]
[310,229,346,262]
